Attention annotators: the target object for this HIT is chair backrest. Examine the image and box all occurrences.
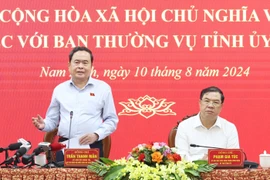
[168,125,178,148]
[168,113,197,148]
[102,135,111,158]
[43,128,58,161]
[44,128,111,160]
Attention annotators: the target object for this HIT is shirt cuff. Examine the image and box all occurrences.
[94,133,100,141]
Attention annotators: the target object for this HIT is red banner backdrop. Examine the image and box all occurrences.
[0,1,269,162]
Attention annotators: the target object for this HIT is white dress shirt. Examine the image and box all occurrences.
[42,78,118,141]
[175,113,239,161]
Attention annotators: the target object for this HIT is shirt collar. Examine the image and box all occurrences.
[69,77,94,89]
[194,113,222,129]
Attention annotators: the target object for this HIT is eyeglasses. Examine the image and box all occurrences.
[201,99,222,107]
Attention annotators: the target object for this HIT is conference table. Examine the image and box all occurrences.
[201,168,270,180]
[0,168,270,179]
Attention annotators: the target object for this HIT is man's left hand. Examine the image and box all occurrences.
[79,133,99,145]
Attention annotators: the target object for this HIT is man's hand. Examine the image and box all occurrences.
[79,133,99,145]
[32,114,45,130]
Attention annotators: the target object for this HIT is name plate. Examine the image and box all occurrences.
[64,148,99,167]
[208,149,244,168]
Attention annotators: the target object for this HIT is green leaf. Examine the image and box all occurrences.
[192,160,208,165]
[88,161,109,176]
[197,164,216,172]
[192,160,217,173]
[144,151,152,164]
[185,169,200,177]
[104,165,126,180]
[171,173,181,180]
[100,157,115,165]
[160,146,166,154]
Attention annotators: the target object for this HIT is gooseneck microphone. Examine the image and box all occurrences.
[190,144,222,149]
[67,111,73,149]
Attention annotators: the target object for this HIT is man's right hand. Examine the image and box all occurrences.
[32,114,45,130]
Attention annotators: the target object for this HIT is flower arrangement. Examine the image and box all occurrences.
[129,142,181,166]
[88,142,216,180]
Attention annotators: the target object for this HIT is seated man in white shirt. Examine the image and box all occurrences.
[175,86,239,161]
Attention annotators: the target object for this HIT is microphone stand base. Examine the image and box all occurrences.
[0,165,12,168]
[23,163,41,169]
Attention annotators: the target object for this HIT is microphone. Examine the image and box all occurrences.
[67,111,73,149]
[190,144,222,149]
[41,142,66,168]
[3,145,30,165]
[70,111,73,120]
[0,142,23,152]
[0,139,30,166]
[0,142,23,161]
[22,147,43,165]
[17,138,31,146]
[21,143,49,165]
[50,142,66,151]
[9,143,23,150]
[38,142,51,152]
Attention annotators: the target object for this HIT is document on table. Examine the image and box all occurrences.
[62,137,90,154]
